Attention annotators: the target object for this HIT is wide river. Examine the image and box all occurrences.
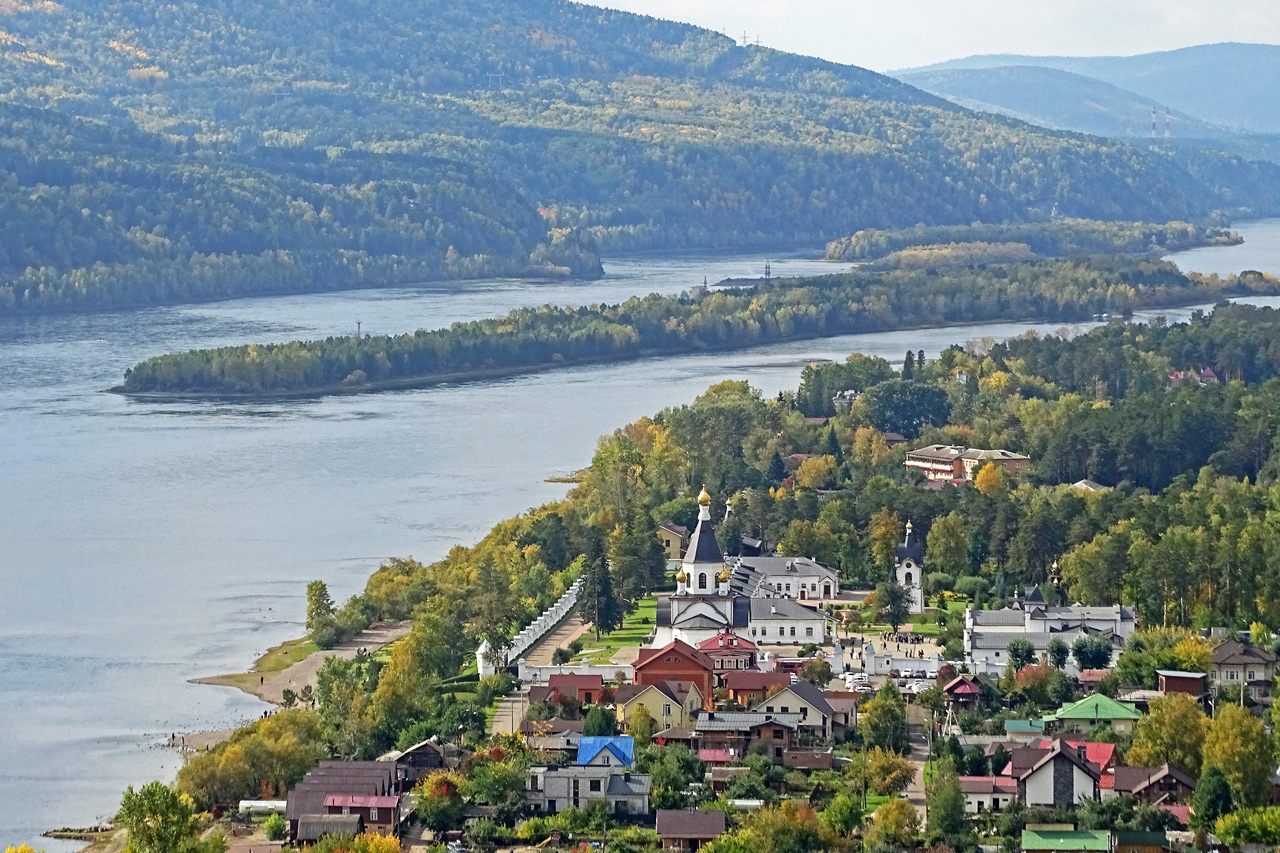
[3,222,1280,849]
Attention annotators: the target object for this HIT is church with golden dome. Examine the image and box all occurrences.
[652,488,833,648]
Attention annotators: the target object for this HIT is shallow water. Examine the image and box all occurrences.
[1,225,1277,849]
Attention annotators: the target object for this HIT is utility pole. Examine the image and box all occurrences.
[356,321,361,341]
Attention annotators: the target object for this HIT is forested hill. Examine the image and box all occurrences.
[4,3,1280,312]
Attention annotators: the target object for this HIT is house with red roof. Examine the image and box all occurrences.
[634,640,716,706]
[720,670,790,707]
[696,630,758,671]
[942,675,983,709]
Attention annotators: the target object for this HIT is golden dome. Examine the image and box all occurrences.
[718,567,731,583]
[698,486,712,506]
[676,569,689,584]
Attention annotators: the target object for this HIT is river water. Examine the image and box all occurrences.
[2,224,1279,849]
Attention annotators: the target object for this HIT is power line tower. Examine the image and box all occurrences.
[764,260,772,282]
[486,72,506,90]
[1150,107,1158,149]
[1165,109,1172,142]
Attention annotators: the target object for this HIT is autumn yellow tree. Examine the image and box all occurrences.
[1204,704,1272,807]
[865,798,920,849]
[973,461,1006,495]
[794,454,837,489]
[869,508,902,577]
[1127,692,1208,775]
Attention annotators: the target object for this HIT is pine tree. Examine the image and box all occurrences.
[825,427,844,466]
[901,350,915,380]
[767,450,786,482]
[579,532,621,639]
[917,349,926,370]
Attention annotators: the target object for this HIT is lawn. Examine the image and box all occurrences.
[575,598,657,664]
[865,793,892,813]
[252,637,319,673]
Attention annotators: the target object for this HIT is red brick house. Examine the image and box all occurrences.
[634,640,716,706]
[1155,670,1207,698]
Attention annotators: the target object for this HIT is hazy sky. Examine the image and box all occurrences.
[588,1,1280,72]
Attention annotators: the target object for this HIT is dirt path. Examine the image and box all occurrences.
[904,709,931,822]
[193,621,412,704]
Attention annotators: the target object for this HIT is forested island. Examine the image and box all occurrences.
[130,300,1280,853]
[3,1,1280,312]
[824,218,1242,262]
[114,256,1279,396]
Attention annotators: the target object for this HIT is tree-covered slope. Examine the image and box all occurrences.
[2,3,1280,312]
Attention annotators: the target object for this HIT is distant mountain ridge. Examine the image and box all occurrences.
[2,4,1280,312]
[896,42,1280,134]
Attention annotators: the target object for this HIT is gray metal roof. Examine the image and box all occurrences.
[694,712,802,732]
[747,598,826,621]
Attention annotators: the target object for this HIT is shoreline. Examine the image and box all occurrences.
[108,285,1272,402]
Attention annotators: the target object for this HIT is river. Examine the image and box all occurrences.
[2,223,1280,849]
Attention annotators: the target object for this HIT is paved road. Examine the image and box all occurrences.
[522,615,589,665]
[904,708,932,822]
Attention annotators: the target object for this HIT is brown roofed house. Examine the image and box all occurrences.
[721,670,790,708]
[634,640,716,706]
[656,809,726,850]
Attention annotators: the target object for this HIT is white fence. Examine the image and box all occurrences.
[477,579,583,677]
[519,662,634,683]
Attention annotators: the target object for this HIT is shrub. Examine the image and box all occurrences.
[263,813,286,841]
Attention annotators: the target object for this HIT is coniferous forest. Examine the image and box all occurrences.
[2,0,1280,312]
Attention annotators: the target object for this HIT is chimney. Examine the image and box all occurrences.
[771,605,777,615]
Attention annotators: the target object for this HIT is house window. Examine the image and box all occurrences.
[785,584,791,592]
[369,807,379,821]
[589,780,602,792]
[775,746,783,759]
[1249,670,1257,681]
[806,628,814,637]
[781,706,789,713]
[699,573,708,589]
[766,706,774,713]
[751,628,757,637]
[790,627,796,637]
[663,704,672,717]
[1228,670,1239,681]
[773,728,783,739]
[342,807,350,815]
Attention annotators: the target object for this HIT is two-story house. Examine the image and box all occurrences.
[754,679,834,741]
[693,711,802,762]
[1209,639,1277,702]
[526,735,650,815]
[615,680,703,732]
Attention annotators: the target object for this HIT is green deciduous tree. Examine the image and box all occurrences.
[1204,704,1272,807]
[1127,692,1208,776]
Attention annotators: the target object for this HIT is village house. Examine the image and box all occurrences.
[721,671,791,708]
[754,679,835,741]
[1102,765,1196,805]
[959,776,1018,814]
[519,718,583,754]
[323,794,400,837]
[615,680,703,732]
[696,630,758,671]
[1046,694,1142,735]
[383,739,444,791]
[633,640,716,706]
[296,815,363,845]
[693,711,802,762]
[525,765,651,815]
[285,761,396,844]
[1209,639,1277,702]
[657,522,690,559]
[1014,741,1100,807]
[526,736,650,815]
[942,675,983,709]
[1021,829,1111,853]
[905,445,1031,482]
[656,809,726,851]
[528,673,604,706]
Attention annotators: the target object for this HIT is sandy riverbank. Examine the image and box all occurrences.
[192,621,413,704]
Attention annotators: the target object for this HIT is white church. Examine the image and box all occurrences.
[895,520,926,614]
[652,488,833,646]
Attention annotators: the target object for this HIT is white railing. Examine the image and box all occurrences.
[478,579,583,676]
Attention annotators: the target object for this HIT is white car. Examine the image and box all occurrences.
[911,680,932,694]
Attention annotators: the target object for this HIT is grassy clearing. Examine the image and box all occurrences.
[252,637,320,673]
[576,598,657,664]
[865,793,892,813]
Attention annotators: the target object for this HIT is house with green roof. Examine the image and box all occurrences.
[1022,829,1111,853]
[1044,694,1141,735]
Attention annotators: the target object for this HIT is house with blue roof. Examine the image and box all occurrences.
[577,736,634,767]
